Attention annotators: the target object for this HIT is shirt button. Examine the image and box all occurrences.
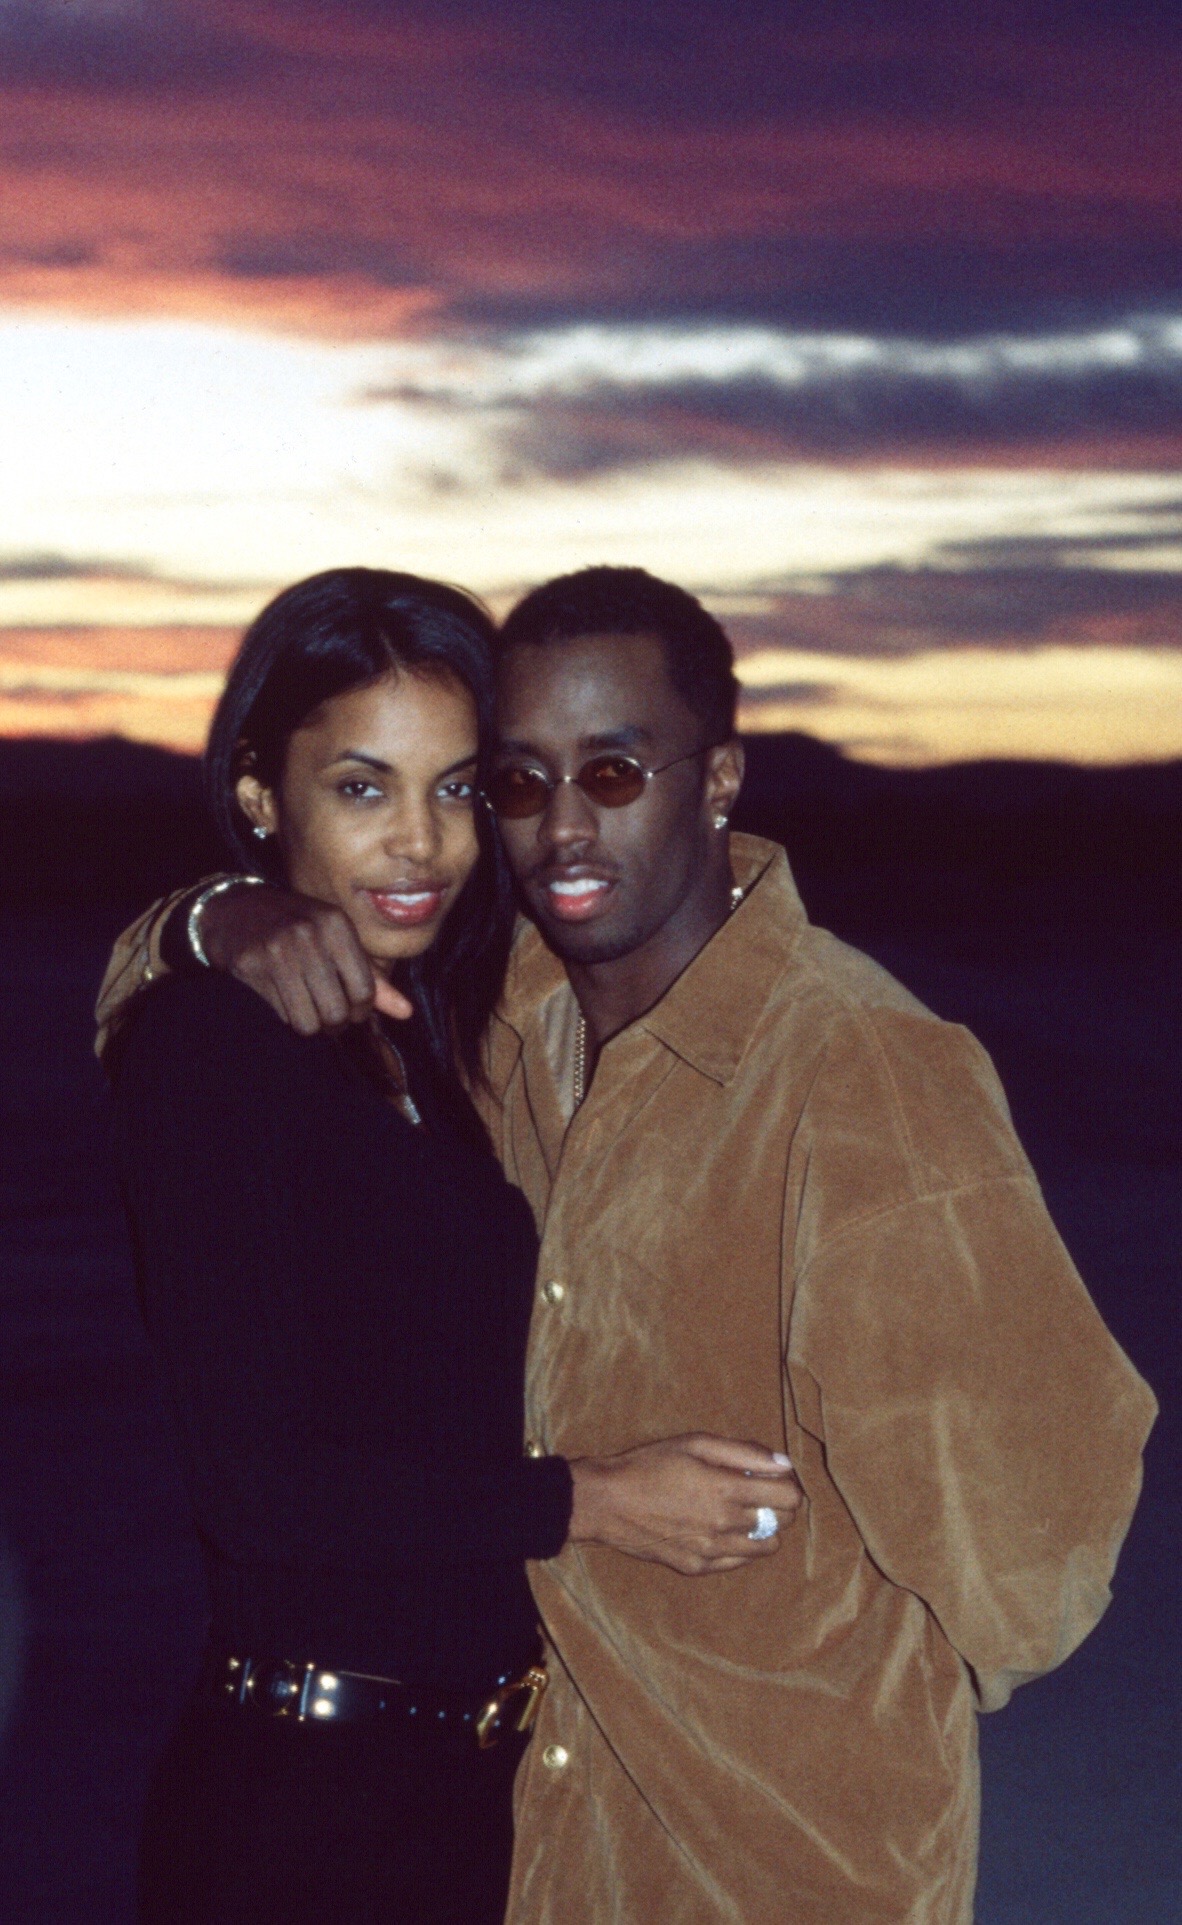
[524,1438,545,1458]
[542,1743,569,1771]
[542,1279,566,1305]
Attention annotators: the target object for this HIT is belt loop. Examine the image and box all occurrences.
[234,1656,252,1706]
[296,1663,315,1721]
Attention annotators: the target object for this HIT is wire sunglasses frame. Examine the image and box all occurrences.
[482,746,708,820]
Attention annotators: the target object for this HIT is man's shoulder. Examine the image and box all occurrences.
[793,924,934,1024]
[731,834,938,1037]
[776,930,1027,1196]
[776,920,960,1082]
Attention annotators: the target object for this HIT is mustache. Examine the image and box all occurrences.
[520,857,621,888]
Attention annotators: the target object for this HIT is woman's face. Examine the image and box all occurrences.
[236,667,482,970]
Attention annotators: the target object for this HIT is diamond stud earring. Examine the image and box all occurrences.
[252,824,269,840]
[713,813,728,829]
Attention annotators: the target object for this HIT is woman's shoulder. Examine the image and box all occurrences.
[114,970,337,1099]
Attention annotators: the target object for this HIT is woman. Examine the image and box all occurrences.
[112,569,795,1924]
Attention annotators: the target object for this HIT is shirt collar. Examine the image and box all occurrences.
[488,834,808,1094]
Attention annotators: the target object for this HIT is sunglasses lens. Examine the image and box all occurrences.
[580,756,647,807]
[485,767,552,818]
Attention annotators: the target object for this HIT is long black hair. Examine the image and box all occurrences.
[205,567,516,1098]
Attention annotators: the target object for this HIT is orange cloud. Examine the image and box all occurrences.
[4,617,1180,767]
[0,627,240,673]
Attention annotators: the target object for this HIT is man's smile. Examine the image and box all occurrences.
[529,866,619,923]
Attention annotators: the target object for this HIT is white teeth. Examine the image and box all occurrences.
[549,878,608,898]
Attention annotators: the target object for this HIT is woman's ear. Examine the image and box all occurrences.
[234,769,279,838]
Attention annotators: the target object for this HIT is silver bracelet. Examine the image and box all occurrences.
[186,874,267,968]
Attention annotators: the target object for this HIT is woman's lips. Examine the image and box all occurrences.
[362,885,447,928]
[539,875,616,922]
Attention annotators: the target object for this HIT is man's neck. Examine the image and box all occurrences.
[565,865,734,1050]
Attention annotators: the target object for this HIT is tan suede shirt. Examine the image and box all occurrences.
[477,835,1155,1925]
[97,835,1156,1924]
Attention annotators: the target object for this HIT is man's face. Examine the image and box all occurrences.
[492,632,724,964]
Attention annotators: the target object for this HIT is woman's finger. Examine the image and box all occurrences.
[293,951,355,1031]
[270,971,329,1038]
[680,1435,794,1476]
[736,1473,803,1514]
[706,1530,782,1563]
[372,976,415,1021]
[320,915,383,1017]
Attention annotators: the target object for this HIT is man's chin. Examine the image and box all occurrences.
[527,901,643,966]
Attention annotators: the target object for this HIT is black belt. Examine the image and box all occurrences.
[201,1648,547,1749]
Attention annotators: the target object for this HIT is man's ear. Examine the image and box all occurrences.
[234,769,279,837]
[704,738,744,826]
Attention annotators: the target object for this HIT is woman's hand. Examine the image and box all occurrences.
[199,883,413,1032]
[568,1435,802,1575]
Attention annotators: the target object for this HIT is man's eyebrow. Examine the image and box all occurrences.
[494,725,653,757]
[583,726,653,751]
[490,736,538,758]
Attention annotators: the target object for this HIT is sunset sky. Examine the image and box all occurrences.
[2,0,1181,763]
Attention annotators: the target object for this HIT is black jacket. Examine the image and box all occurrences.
[114,972,570,1692]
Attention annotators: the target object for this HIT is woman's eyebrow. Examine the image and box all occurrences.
[324,749,392,772]
[324,748,479,775]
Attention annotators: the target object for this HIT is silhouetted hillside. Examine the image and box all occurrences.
[0,732,1178,1924]
[0,738,218,912]
[1,733,1177,936]
[735,733,1182,943]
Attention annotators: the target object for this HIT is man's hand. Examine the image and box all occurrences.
[568,1435,802,1575]
[199,883,413,1034]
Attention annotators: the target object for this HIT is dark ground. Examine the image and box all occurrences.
[0,735,1178,1923]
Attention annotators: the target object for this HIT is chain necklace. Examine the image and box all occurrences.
[572,880,745,1110]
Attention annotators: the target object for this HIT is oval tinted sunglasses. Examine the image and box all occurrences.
[484,747,706,820]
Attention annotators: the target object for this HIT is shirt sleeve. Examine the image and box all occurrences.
[115,974,571,1578]
[786,1014,1157,1711]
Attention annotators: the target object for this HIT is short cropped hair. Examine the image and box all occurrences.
[499,566,740,744]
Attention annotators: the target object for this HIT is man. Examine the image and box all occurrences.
[98,566,1155,1922]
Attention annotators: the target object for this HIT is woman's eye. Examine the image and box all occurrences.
[338,778,382,801]
[438,778,476,802]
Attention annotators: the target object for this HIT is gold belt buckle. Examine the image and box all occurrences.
[476,1663,548,1749]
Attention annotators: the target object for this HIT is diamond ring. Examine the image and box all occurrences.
[748,1506,778,1542]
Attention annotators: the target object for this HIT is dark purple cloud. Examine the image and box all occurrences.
[723,564,1182,660]
[2,0,1181,337]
